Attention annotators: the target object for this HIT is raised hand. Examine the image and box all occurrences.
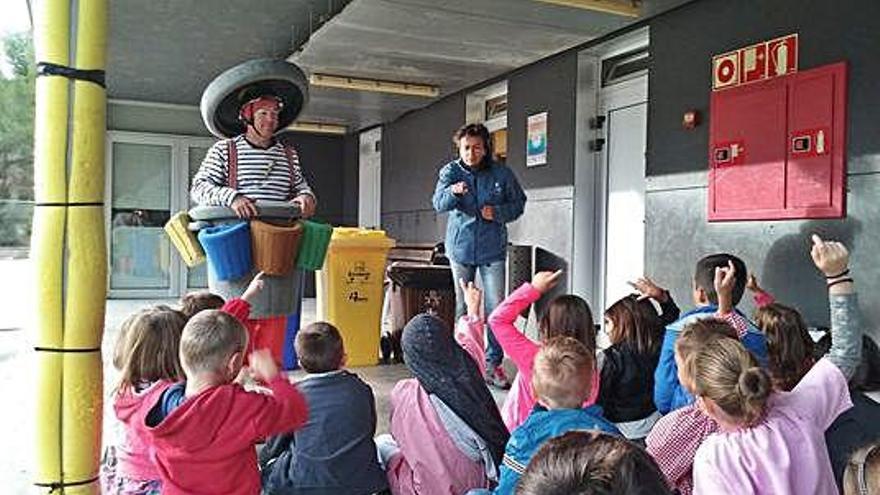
[746,273,763,293]
[628,276,669,302]
[531,270,563,294]
[249,348,279,383]
[810,234,849,277]
[241,271,266,303]
[459,279,484,319]
[714,260,736,314]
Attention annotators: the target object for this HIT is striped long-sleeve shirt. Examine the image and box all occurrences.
[190,135,315,207]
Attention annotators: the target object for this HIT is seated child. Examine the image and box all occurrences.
[489,270,600,431]
[178,291,225,320]
[259,322,388,495]
[517,430,672,495]
[493,337,620,494]
[101,306,186,495]
[144,310,309,495]
[754,277,880,491]
[844,442,880,495]
[645,318,735,495]
[598,277,680,440]
[691,235,861,494]
[654,253,769,413]
[378,313,509,494]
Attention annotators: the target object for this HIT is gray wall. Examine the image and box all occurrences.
[507,52,577,189]
[646,0,880,336]
[381,53,578,290]
[381,93,465,244]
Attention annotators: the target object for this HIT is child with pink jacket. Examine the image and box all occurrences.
[488,270,599,431]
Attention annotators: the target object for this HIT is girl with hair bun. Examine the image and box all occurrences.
[691,235,862,495]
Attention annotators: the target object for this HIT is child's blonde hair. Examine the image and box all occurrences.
[179,291,225,320]
[692,337,771,426]
[844,443,880,495]
[532,337,594,409]
[675,318,738,391]
[179,310,248,375]
[115,306,186,392]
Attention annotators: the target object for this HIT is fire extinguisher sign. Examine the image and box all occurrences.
[712,34,798,91]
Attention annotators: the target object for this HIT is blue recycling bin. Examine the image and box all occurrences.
[282,293,304,370]
[198,221,253,281]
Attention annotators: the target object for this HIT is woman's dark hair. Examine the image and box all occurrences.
[538,295,596,354]
[516,430,672,495]
[452,123,491,152]
[604,295,663,355]
[754,303,815,391]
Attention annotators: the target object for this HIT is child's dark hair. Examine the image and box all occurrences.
[754,303,815,391]
[538,295,596,353]
[516,430,672,495]
[179,291,225,320]
[295,322,345,373]
[116,306,187,392]
[604,295,663,355]
[694,253,748,305]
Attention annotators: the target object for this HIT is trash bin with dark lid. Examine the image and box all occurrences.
[386,261,456,338]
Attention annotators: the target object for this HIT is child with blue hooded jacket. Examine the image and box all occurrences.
[487,337,620,494]
[653,253,769,413]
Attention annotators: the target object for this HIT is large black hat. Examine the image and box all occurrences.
[200,59,309,138]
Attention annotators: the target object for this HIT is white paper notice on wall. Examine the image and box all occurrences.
[526,111,548,167]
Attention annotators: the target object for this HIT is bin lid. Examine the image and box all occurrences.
[329,227,396,249]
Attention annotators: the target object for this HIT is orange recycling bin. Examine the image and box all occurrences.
[250,220,303,276]
[316,228,395,366]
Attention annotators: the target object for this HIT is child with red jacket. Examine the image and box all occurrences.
[144,304,308,495]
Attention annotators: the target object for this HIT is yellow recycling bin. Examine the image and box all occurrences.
[316,228,395,366]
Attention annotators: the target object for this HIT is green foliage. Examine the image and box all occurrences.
[0,31,35,247]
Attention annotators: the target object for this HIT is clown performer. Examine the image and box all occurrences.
[190,59,316,367]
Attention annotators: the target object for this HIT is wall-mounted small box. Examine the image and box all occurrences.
[708,62,847,221]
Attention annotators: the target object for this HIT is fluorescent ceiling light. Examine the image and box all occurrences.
[286,121,347,135]
[310,73,439,98]
[532,0,641,17]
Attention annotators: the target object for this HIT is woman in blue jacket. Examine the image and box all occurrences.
[432,123,527,389]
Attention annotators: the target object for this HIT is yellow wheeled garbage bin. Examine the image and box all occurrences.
[316,228,395,366]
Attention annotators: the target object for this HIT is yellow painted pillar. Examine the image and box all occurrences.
[32,0,108,493]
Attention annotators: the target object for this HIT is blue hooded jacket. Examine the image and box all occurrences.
[653,305,769,414]
[432,158,526,266]
[493,404,620,494]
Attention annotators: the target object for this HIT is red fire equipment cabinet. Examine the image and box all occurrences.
[708,62,847,221]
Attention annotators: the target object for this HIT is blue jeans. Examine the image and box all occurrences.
[450,258,505,367]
